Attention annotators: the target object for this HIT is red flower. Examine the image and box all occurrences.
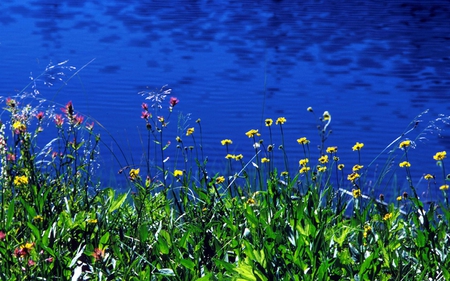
[142,103,149,110]
[169,97,179,108]
[54,114,64,127]
[36,112,44,121]
[74,114,84,126]
[92,248,105,261]
[62,101,74,117]
[141,111,150,120]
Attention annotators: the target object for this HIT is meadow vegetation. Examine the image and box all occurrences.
[1,62,450,280]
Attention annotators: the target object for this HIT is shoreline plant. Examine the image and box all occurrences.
[0,62,449,280]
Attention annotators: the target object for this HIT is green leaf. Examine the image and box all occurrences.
[99,232,110,247]
[27,222,40,240]
[180,258,195,270]
[6,200,15,229]
[109,191,129,213]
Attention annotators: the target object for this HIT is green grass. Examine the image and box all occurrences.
[1,63,450,280]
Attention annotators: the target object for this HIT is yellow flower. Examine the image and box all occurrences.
[300,167,310,174]
[297,137,310,145]
[326,146,338,154]
[317,165,327,172]
[221,139,233,145]
[383,213,393,221]
[246,198,256,205]
[87,219,98,224]
[318,155,329,164]
[12,121,27,132]
[352,189,361,198]
[235,154,243,160]
[399,140,411,149]
[281,171,289,177]
[352,142,364,151]
[363,225,372,238]
[33,215,43,223]
[174,170,183,177]
[275,117,286,125]
[322,111,331,121]
[129,168,140,180]
[338,164,345,170]
[299,158,309,166]
[216,176,225,184]
[13,175,28,186]
[225,154,236,159]
[424,174,434,180]
[176,136,182,142]
[399,161,411,168]
[433,151,447,161]
[186,127,195,136]
[261,158,270,163]
[333,156,339,161]
[396,196,402,201]
[245,129,261,138]
[307,107,313,112]
[347,172,360,182]
[440,185,449,191]
[265,119,273,126]
[352,164,364,172]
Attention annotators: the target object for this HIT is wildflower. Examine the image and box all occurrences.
[235,154,243,160]
[74,114,84,126]
[174,170,183,177]
[383,213,393,221]
[92,248,105,261]
[33,215,43,223]
[87,219,98,224]
[45,257,54,263]
[221,139,233,145]
[276,117,286,125]
[14,175,28,186]
[36,112,44,121]
[157,116,165,123]
[424,174,434,180]
[440,185,449,191]
[28,259,36,266]
[129,168,140,181]
[142,103,148,110]
[216,176,225,184]
[352,189,361,198]
[317,166,327,172]
[363,225,372,238]
[318,155,329,164]
[261,158,270,163]
[265,119,273,126]
[433,151,447,161]
[326,146,338,154]
[352,164,364,172]
[396,196,402,201]
[299,158,309,166]
[297,137,310,145]
[245,129,260,138]
[399,140,411,149]
[267,145,273,152]
[14,242,34,257]
[62,101,74,117]
[352,142,364,151]
[246,198,256,205]
[281,171,289,177]
[186,127,194,136]
[322,111,331,121]
[54,114,64,127]
[300,167,310,174]
[12,121,26,132]
[86,122,95,131]
[141,111,150,120]
[399,161,411,168]
[338,164,345,170]
[307,107,313,112]
[225,154,236,159]
[196,118,201,123]
[347,172,360,182]
[0,231,5,240]
[333,156,339,161]
[169,97,179,108]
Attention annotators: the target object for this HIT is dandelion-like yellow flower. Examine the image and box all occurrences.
[326,146,338,154]
[225,154,236,159]
[347,172,360,182]
[261,158,270,163]
[433,151,447,161]
[352,142,364,151]
[299,167,310,174]
[245,129,261,138]
[440,184,449,191]
[317,166,327,173]
[221,139,233,145]
[399,140,411,149]
[129,168,140,181]
[265,119,273,126]
[216,176,225,184]
[352,164,364,172]
[299,158,309,166]
[33,215,43,223]
[352,189,361,198]
[363,225,372,238]
[247,198,256,205]
[186,127,195,136]
[307,107,313,112]
[383,213,393,221]
[275,117,286,125]
[12,121,26,132]
[424,174,434,180]
[318,155,329,164]
[399,161,411,168]
[174,170,183,177]
[396,196,402,201]
[281,171,289,177]
[297,137,310,145]
[87,219,98,224]
[235,154,243,160]
[333,156,340,161]
[322,111,331,121]
[13,175,28,186]
[338,164,345,170]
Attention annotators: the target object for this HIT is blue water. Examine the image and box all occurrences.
[1,0,449,201]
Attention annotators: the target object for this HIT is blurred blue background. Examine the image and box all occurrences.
[1,0,449,201]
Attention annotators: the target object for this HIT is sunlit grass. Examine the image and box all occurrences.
[0,62,450,280]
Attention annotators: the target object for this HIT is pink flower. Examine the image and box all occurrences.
[61,101,74,117]
[142,103,149,111]
[74,114,84,126]
[45,257,54,263]
[0,231,5,240]
[28,259,36,266]
[36,112,44,121]
[141,111,150,120]
[169,97,179,109]
[54,114,64,127]
[86,122,95,131]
